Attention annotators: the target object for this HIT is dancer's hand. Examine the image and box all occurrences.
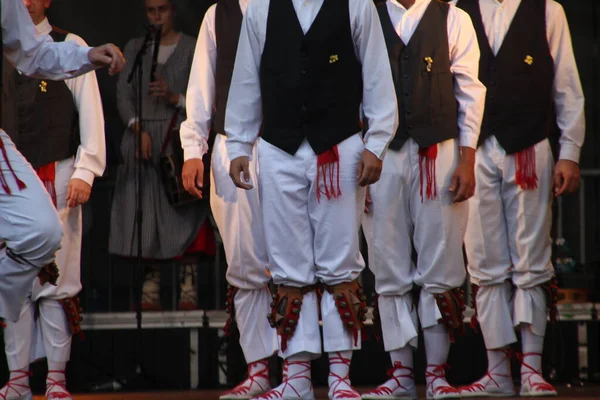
[182,159,204,199]
[67,178,92,208]
[553,160,580,196]
[88,43,126,75]
[230,156,253,190]
[449,147,475,203]
[357,149,382,187]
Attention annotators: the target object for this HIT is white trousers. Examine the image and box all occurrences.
[465,137,554,349]
[0,130,62,322]
[210,134,277,363]
[363,138,467,351]
[258,134,366,358]
[4,157,82,367]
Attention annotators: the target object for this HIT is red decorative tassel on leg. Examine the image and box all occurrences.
[316,146,342,203]
[515,146,538,190]
[418,145,438,202]
[0,139,27,194]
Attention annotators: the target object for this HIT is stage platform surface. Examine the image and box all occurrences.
[35,385,600,399]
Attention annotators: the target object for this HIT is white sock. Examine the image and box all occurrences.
[487,347,511,376]
[385,346,415,392]
[6,368,30,390]
[273,352,312,397]
[521,324,544,374]
[424,323,450,366]
[328,351,352,387]
[47,361,67,392]
[390,346,413,369]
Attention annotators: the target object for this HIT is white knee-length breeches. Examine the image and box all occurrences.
[258,134,366,359]
[0,130,63,322]
[363,138,467,351]
[465,137,554,349]
[210,134,277,363]
[5,157,82,368]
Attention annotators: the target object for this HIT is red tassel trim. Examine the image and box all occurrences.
[515,146,538,190]
[418,145,438,202]
[434,288,467,343]
[224,285,238,337]
[36,162,57,207]
[316,146,342,203]
[0,139,27,195]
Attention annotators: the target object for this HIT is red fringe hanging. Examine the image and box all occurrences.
[418,145,438,202]
[515,146,538,190]
[316,146,342,203]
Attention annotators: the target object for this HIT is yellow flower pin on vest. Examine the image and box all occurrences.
[329,54,339,64]
[39,81,48,93]
[524,55,534,65]
[424,57,433,72]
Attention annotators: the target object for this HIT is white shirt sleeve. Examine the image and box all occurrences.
[350,0,398,160]
[2,0,96,80]
[546,0,585,163]
[63,34,106,186]
[179,5,217,161]
[225,1,265,161]
[448,6,486,149]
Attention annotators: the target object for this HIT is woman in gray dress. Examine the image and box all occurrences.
[110,0,209,310]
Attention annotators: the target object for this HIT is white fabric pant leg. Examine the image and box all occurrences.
[465,137,555,347]
[475,282,516,349]
[3,297,35,370]
[362,143,418,351]
[210,135,277,362]
[258,134,366,357]
[30,299,71,363]
[307,134,366,353]
[408,138,467,329]
[258,138,321,359]
[0,130,63,321]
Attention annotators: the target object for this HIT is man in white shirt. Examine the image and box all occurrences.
[224,0,398,397]
[452,0,585,397]
[0,1,108,399]
[180,0,278,397]
[361,0,485,398]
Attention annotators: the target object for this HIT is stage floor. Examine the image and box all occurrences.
[38,385,600,399]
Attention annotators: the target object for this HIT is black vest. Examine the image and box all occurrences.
[377,0,458,151]
[259,0,363,156]
[457,0,554,154]
[4,29,79,169]
[213,0,243,134]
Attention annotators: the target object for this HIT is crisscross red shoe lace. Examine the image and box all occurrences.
[0,370,32,400]
[328,353,360,400]
[425,364,460,400]
[253,361,312,400]
[361,362,416,399]
[458,349,515,397]
[518,352,557,397]
[220,360,271,399]
[45,370,71,399]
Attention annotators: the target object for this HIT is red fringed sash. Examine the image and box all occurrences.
[515,146,538,190]
[316,146,342,202]
[418,145,438,202]
[36,162,57,207]
[0,139,27,194]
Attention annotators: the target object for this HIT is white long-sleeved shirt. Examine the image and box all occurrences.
[224,0,398,161]
[450,0,585,162]
[386,0,486,149]
[180,0,250,161]
[2,0,95,80]
[35,19,106,186]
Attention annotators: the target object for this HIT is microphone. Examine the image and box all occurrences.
[150,24,162,82]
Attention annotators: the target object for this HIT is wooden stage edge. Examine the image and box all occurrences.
[38,385,600,399]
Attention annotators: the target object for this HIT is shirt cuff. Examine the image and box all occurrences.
[559,143,581,164]
[226,142,254,162]
[71,168,96,186]
[364,141,386,161]
[458,131,478,150]
[184,145,208,162]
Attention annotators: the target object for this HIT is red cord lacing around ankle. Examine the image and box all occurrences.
[0,370,31,400]
[425,364,459,396]
[220,359,270,396]
[363,361,414,396]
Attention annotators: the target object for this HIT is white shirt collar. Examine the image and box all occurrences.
[35,17,53,37]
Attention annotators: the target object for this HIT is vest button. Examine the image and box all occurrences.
[301,105,307,112]
[404,92,409,96]
[403,55,409,60]
[403,74,408,79]
[301,69,307,75]
[491,81,497,86]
